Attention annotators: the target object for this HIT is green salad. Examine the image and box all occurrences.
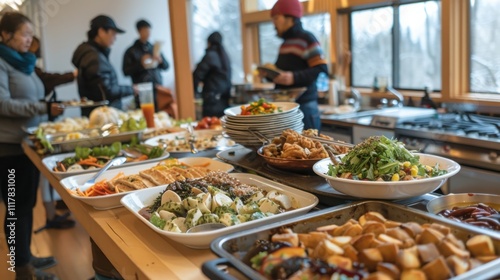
[327,136,447,181]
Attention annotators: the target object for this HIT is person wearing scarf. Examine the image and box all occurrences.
[0,12,63,280]
[193,31,232,117]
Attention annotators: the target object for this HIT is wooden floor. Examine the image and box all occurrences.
[0,190,94,280]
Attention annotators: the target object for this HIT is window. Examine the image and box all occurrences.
[351,7,393,88]
[470,0,500,94]
[350,1,441,91]
[258,13,331,69]
[190,0,244,83]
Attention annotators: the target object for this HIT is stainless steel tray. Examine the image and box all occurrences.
[44,129,144,153]
[205,201,500,280]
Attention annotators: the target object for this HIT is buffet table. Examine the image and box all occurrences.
[22,141,216,279]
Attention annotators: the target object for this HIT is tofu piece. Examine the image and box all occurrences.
[364,271,394,280]
[417,243,441,264]
[377,242,399,263]
[466,235,495,257]
[272,232,299,247]
[446,255,469,276]
[326,255,353,270]
[437,240,470,259]
[377,262,401,279]
[400,269,428,280]
[312,239,344,260]
[352,233,376,251]
[401,222,424,238]
[422,256,452,280]
[398,247,421,270]
[416,228,444,245]
[328,235,352,247]
[363,221,387,236]
[359,247,384,272]
[387,227,412,241]
[378,233,404,246]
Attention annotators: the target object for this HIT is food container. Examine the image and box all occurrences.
[120,173,319,249]
[205,201,500,280]
[257,145,321,172]
[60,157,234,210]
[42,149,170,180]
[43,129,145,153]
[313,154,461,199]
[426,193,500,231]
[427,193,500,214]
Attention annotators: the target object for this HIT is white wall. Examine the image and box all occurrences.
[37,0,174,116]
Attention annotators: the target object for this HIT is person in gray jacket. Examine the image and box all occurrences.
[0,12,63,280]
[72,15,135,117]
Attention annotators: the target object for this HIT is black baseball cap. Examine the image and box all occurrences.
[90,15,125,33]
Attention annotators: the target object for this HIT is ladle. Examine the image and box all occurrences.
[186,223,226,233]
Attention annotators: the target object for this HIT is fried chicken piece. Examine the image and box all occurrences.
[309,147,328,159]
[298,137,316,150]
[262,144,280,157]
[280,143,307,159]
[302,129,320,137]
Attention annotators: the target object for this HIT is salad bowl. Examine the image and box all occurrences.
[313,153,460,199]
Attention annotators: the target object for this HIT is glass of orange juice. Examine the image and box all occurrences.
[137,82,155,128]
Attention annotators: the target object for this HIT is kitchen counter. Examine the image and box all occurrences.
[320,106,437,127]
[22,141,216,279]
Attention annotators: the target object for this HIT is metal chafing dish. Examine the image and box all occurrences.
[33,129,144,153]
[204,201,500,280]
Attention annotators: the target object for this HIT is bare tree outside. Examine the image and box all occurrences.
[351,7,393,88]
[470,0,500,94]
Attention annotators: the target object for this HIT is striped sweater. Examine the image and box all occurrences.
[275,22,328,103]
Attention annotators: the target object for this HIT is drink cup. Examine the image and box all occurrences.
[137,82,155,128]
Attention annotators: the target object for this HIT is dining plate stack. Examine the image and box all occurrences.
[220,102,304,146]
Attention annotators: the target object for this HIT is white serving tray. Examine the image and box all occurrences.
[60,157,234,210]
[42,151,170,179]
[120,173,319,249]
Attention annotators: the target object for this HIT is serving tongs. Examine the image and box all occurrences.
[186,125,198,154]
[302,135,355,149]
[247,128,270,146]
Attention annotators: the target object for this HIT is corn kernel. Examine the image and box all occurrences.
[410,166,418,177]
[403,161,411,168]
[391,173,400,181]
[425,165,432,172]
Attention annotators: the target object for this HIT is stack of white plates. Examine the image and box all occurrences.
[221,102,304,146]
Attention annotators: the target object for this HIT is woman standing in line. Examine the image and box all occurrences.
[0,12,63,280]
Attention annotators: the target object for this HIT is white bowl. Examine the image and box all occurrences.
[312,153,461,199]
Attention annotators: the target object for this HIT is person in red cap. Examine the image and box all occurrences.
[265,0,328,130]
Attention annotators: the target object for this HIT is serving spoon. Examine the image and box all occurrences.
[80,157,127,190]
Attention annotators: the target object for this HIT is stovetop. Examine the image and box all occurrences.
[396,113,500,150]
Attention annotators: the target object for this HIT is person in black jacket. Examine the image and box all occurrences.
[193,31,232,117]
[123,20,169,111]
[268,0,328,130]
[72,15,135,117]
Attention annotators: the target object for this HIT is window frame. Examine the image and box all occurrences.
[240,0,500,106]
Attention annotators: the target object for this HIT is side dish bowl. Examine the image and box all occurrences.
[312,153,460,199]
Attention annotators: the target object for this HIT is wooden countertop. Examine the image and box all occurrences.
[22,141,215,279]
